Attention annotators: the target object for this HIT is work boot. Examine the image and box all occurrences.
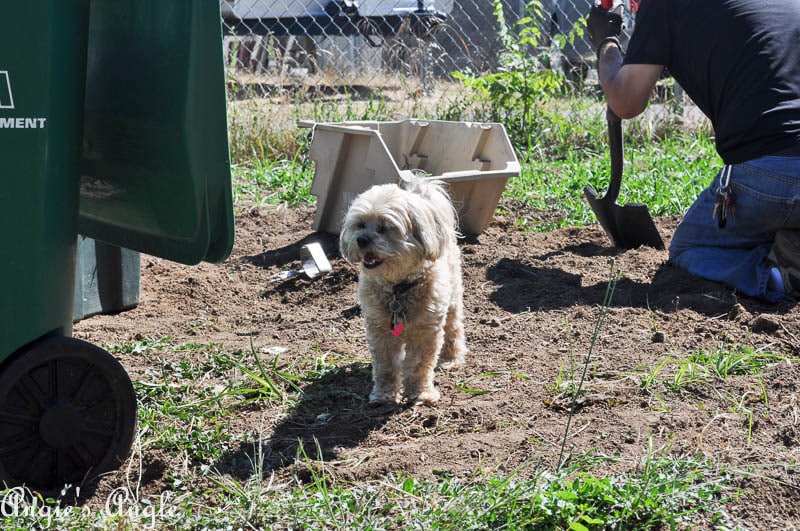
[767,229,800,298]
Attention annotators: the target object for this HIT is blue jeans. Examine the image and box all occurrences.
[669,153,800,302]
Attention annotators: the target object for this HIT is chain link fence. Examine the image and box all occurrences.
[220,0,614,88]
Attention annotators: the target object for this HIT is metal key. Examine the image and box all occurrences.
[712,191,731,228]
[712,165,734,228]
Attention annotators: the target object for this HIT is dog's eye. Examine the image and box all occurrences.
[356,222,366,230]
[376,224,388,234]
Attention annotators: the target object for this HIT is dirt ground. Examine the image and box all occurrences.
[74,200,800,528]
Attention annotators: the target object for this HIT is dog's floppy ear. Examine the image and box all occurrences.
[403,178,457,261]
[408,199,448,261]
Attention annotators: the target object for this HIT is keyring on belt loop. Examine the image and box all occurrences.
[718,164,733,192]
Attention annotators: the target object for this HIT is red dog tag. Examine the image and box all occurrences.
[391,321,404,337]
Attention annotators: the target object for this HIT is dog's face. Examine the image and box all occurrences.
[340,183,448,281]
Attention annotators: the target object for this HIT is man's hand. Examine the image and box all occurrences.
[587,4,623,52]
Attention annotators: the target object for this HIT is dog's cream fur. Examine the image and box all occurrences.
[340,177,467,405]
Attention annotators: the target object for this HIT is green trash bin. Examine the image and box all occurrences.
[0,1,89,358]
[80,0,235,265]
[0,0,136,492]
[0,0,235,491]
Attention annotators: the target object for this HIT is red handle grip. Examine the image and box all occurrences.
[600,0,615,9]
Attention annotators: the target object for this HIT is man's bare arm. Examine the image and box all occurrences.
[597,41,663,119]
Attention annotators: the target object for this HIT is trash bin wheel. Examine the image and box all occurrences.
[0,336,137,491]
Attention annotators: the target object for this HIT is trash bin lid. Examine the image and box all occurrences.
[78,1,234,265]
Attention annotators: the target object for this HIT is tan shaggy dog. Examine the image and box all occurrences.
[340,176,467,406]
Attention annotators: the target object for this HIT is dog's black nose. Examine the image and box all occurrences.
[357,235,371,249]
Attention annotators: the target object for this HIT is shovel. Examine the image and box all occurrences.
[268,243,332,282]
[584,107,664,249]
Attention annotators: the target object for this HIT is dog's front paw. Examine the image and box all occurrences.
[409,388,441,406]
[369,388,402,406]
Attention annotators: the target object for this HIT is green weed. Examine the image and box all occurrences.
[557,259,620,471]
[643,344,790,395]
[453,0,564,153]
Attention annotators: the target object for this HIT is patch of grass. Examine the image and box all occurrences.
[640,344,794,445]
[626,130,720,217]
[0,450,732,529]
[357,454,729,530]
[226,78,468,166]
[507,127,719,231]
[123,339,307,462]
[103,335,176,355]
[109,337,369,467]
[213,348,303,405]
[231,159,315,206]
[642,344,790,395]
[687,345,787,379]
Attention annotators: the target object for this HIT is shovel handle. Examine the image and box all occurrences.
[606,106,623,203]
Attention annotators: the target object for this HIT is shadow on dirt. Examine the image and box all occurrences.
[486,257,790,318]
[561,241,626,259]
[213,362,407,482]
[242,231,340,270]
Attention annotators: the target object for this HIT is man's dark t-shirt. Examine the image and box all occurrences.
[624,0,800,164]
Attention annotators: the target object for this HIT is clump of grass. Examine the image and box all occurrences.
[687,345,787,379]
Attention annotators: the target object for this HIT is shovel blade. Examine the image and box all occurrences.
[584,185,665,250]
